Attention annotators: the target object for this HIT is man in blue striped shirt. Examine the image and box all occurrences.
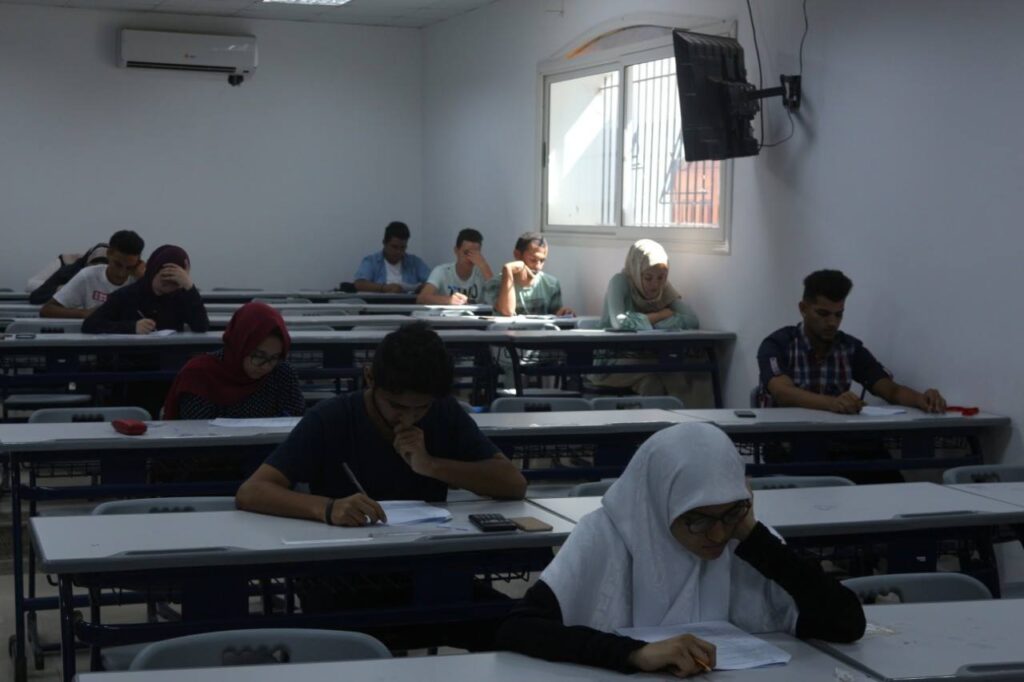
[757,270,946,414]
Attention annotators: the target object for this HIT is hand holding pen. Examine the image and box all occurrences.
[135,309,156,335]
[329,463,386,526]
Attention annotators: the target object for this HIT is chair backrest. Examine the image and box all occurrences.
[490,397,593,413]
[129,628,390,670]
[6,319,82,334]
[842,572,992,604]
[28,406,152,423]
[570,479,618,497]
[92,496,237,515]
[589,396,685,411]
[942,465,1024,484]
[749,475,855,490]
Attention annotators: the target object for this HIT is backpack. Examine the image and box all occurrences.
[29,243,108,305]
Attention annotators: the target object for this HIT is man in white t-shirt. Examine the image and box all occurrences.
[417,228,493,305]
[40,230,145,319]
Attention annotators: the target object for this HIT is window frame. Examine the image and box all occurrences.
[538,21,737,255]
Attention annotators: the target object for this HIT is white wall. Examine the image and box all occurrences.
[421,0,1024,459]
[0,4,422,290]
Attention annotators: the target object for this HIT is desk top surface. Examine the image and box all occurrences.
[673,407,1009,431]
[73,638,870,682]
[32,500,574,574]
[949,481,1024,508]
[529,483,1024,535]
[815,599,1024,681]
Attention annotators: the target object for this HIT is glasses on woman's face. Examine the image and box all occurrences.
[680,501,751,535]
[248,351,282,368]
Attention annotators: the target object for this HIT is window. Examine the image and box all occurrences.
[541,23,733,252]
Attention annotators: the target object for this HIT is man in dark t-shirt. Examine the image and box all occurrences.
[756,269,946,414]
[236,323,526,526]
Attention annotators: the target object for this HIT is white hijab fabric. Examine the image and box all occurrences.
[541,422,797,634]
[624,239,681,314]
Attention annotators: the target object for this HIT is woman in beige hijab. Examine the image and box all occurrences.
[588,239,711,404]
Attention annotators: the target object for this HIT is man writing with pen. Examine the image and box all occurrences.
[756,269,946,414]
[236,323,526,630]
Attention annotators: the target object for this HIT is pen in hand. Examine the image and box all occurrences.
[342,462,386,524]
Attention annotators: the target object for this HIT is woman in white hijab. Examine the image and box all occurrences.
[496,423,865,676]
[588,239,711,405]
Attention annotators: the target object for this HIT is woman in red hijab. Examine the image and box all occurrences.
[163,302,305,419]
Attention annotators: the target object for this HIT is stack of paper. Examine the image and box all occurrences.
[380,501,452,525]
[616,620,791,670]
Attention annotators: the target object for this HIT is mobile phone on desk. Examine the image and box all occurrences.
[510,516,553,532]
[468,513,519,532]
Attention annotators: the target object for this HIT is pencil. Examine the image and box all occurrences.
[342,463,366,495]
[695,656,712,673]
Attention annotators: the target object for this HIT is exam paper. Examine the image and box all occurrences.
[859,406,906,417]
[209,417,301,428]
[616,621,791,670]
[380,501,452,525]
[149,329,177,337]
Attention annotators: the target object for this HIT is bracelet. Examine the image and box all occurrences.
[323,498,337,526]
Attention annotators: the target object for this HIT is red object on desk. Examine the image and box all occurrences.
[112,419,148,436]
[946,406,980,416]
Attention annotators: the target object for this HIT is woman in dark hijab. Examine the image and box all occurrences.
[82,244,208,334]
[163,302,304,419]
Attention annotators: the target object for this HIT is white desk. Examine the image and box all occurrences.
[473,409,697,438]
[73,639,876,681]
[950,481,1024,509]
[673,407,1010,433]
[528,483,1024,535]
[814,599,1024,681]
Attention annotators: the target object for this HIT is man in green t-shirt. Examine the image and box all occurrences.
[484,232,575,317]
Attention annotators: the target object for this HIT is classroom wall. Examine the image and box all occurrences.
[0,4,423,291]
[421,0,1024,460]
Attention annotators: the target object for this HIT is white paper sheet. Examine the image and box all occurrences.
[859,406,906,416]
[380,501,452,525]
[616,620,791,670]
[149,329,177,337]
[209,417,301,428]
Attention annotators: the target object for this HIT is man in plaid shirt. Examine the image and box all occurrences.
[757,270,946,414]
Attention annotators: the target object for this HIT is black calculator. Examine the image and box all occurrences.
[468,513,518,532]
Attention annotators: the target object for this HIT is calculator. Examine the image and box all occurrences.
[468,513,519,532]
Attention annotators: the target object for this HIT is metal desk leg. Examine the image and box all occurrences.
[10,454,27,682]
[707,346,723,409]
[58,576,76,682]
[508,345,524,396]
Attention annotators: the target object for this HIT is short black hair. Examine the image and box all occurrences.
[108,230,144,256]
[383,221,410,243]
[370,322,453,397]
[514,231,547,253]
[456,228,483,247]
[803,269,852,302]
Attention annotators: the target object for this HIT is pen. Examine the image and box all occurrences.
[137,309,146,320]
[859,386,866,401]
[695,656,712,673]
[342,462,366,495]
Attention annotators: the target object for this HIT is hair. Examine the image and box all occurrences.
[383,221,411,243]
[108,230,144,256]
[802,269,853,302]
[514,231,547,253]
[455,228,483,247]
[370,322,454,397]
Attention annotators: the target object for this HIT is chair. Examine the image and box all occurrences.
[750,475,855,490]
[570,479,618,497]
[589,396,685,410]
[92,496,237,515]
[942,465,1024,484]
[490,397,592,413]
[128,628,390,670]
[28,406,151,423]
[842,572,992,604]
[6,319,82,334]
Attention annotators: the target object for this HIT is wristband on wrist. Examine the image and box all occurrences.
[324,498,337,526]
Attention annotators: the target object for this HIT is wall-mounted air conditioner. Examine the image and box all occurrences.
[119,29,257,86]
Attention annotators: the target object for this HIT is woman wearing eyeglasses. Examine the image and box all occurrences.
[496,422,864,676]
[162,302,304,420]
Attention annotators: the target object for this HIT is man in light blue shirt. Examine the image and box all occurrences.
[353,221,431,293]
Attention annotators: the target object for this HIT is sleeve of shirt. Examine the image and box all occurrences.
[446,399,499,462]
[52,269,88,308]
[176,393,218,420]
[547,279,563,314]
[662,298,700,330]
[757,331,791,387]
[181,287,209,332]
[263,408,327,485]
[414,256,432,283]
[81,288,136,334]
[480,275,501,307]
[277,363,307,417]
[426,265,446,291]
[494,580,647,672]
[601,274,630,329]
[354,255,377,282]
[851,342,890,391]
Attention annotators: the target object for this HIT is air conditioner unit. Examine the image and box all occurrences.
[119,29,257,85]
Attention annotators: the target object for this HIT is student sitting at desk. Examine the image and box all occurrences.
[588,239,707,404]
[416,228,492,305]
[162,302,304,419]
[82,244,209,334]
[483,232,575,317]
[496,422,865,675]
[757,269,946,414]
[353,221,432,294]
[40,230,145,319]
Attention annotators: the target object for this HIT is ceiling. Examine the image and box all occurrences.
[0,0,498,27]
